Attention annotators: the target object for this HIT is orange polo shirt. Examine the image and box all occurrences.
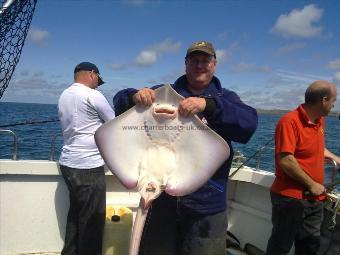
[271,104,325,201]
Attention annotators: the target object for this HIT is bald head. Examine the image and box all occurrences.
[74,70,99,89]
[305,80,336,105]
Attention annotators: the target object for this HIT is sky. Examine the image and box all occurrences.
[1,0,340,111]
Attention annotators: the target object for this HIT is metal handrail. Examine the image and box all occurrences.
[229,138,274,178]
[0,0,15,15]
[255,145,275,170]
[49,133,62,161]
[0,129,17,160]
[232,143,339,187]
[325,158,339,189]
[232,150,246,165]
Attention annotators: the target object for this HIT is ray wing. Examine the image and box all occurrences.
[95,104,150,189]
[165,115,230,196]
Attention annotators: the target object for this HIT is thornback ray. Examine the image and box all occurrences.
[95,84,230,255]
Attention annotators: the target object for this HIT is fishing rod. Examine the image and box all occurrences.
[0,117,60,128]
[229,138,274,178]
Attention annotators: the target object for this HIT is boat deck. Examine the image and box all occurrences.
[16,250,249,255]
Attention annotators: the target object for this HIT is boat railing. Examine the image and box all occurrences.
[49,132,62,161]
[231,139,275,175]
[0,129,63,161]
[325,157,339,189]
[231,150,247,167]
[0,129,17,160]
[255,144,275,170]
[232,142,340,188]
[232,146,275,171]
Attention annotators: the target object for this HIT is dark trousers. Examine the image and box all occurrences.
[266,192,323,255]
[60,165,106,255]
[139,193,228,255]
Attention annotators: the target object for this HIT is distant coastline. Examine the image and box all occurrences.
[256,109,289,115]
[257,108,339,117]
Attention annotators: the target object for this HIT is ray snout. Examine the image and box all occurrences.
[152,104,177,120]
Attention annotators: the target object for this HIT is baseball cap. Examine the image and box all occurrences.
[185,41,216,59]
[74,62,104,86]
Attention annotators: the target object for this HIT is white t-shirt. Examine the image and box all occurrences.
[58,83,115,168]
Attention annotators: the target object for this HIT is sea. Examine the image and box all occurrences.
[0,102,339,177]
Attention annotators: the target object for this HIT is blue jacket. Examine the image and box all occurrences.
[113,75,258,214]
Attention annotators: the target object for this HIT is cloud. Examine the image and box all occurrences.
[27,27,50,47]
[258,66,272,73]
[33,71,44,77]
[239,80,306,110]
[216,49,231,63]
[20,70,29,76]
[265,74,295,89]
[238,86,305,110]
[240,69,340,110]
[134,39,181,67]
[271,88,305,107]
[327,59,340,70]
[276,42,305,55]
[232,62,253,73]
[152,39,181,53]
[265,70,337,111]
[135,50,157,66]
[158,69,185,84]
[5,71,67,103]
[12,77,48,89]
[231,62,272,73]
[271,4,324,39]
[333,72,340,85]
[271,70,330,85]
[109,63,126,70]
[214,42,239,63]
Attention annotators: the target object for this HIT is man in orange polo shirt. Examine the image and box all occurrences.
[266,80,340,255]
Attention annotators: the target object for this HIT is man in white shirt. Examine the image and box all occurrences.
[58,62,115,255]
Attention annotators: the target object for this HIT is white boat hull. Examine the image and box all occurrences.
[3,160,332,255]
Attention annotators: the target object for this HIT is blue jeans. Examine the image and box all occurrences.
[139,192,228,255]
[266,192,323,255]
[60,165,106,255]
